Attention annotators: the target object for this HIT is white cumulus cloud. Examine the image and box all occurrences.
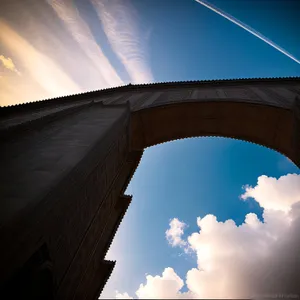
[115,173,300,299]
[166,218,188,248]
[135,267,194,299]
[241,173,300,213]
[115,291,133,299]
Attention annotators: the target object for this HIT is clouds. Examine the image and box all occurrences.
[91,0,154,84]
[47,0,123,88]
[115,173,300,299]
[135,268,193,299]
[0,55,21,75]
[0,19,80,106]
[0,20,79,96]
[0,0,153,106]
[115,291,133,299]
[166,218,188,248]
[241,174,300,213]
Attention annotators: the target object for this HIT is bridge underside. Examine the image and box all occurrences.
[131,101,297,165]
[0,81,300,299]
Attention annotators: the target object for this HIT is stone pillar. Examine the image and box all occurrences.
[60,150,144,299]
[72,195,132,300]
[0,102,132,299]
[59,150,144,299]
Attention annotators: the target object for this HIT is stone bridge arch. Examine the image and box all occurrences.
[131,100,296,161]
[0,77,299,299]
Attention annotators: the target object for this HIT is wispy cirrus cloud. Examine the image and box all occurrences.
[47,0,123,88]
[91,0,154,84]
[0,0,126,106]
[0,0,152,106]
[0,19,80,105]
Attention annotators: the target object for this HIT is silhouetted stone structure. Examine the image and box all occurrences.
[0,77,300,299]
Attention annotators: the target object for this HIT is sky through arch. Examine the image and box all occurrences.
[102,137,300,299]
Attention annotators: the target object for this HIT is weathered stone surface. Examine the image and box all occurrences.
[0,102,131,297]
[0,77,299,299]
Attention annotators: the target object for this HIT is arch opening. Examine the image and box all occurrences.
[127,100,299,190]
[103,136,300,299]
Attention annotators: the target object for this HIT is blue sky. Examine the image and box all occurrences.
[103,139,300,298]
[133,0,300,81]
[1,0,300,298]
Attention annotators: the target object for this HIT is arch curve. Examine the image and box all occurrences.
[130,100,298,166]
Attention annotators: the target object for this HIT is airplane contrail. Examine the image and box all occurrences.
[195,0,300,65]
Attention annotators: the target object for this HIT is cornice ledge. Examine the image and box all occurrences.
[1,76,299,109]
